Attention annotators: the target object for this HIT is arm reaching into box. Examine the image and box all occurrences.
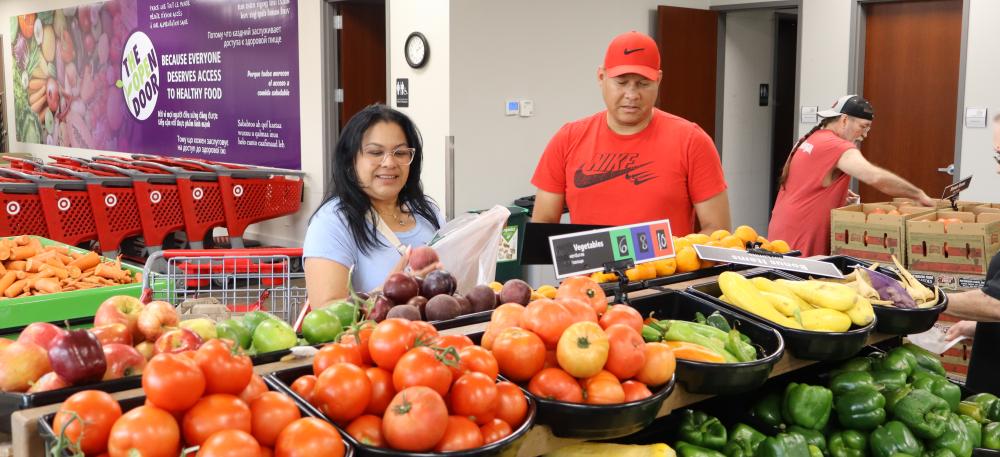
[836,149,935,206]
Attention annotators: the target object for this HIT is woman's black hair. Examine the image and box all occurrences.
[313,104,440,255]
[778,115,840,188]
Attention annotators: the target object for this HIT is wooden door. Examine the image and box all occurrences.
[338,1,386,131]
[860,0,961,202]
[657,6,718,140]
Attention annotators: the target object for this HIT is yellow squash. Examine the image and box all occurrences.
[750,277,813,309]
[719,272,803,329]
[776,279,858,311]
[845,295,875,326]
[544,443,676,457]
[800,308,852,332]
[759,291,808,317]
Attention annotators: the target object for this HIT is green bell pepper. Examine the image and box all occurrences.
[967,393,1000,422]
[923,449,957,457]
[869,421,924,457]
[724,424,767,457]
[984,422,1000,451]
[871,370,907,393]
[680,409,729,451]
[901,343,946,377]
[957,415,981,448]
[835,386,886,431]
[875,348,918,377]
[929,413,973,457]
[754,433,811,457]
[884,385,913,415]
[752,392,786,430]
[788,426,827,455]
[834,357,874,376]
[782,383,833,431]
[894,388,952,439]
[828,431,867,457]
[808,445,823,457]
[679,441,729,457]
[830,371,875,396]
[911,374,961,412]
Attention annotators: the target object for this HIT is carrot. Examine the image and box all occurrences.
[7,261,27,271]
[9,246,37,261]
[27,237,43,253]
[0,271,17,293]
[32,277,61,294]
[4,279,28,298]
[68,252,100,271]
[44,246,70,255]
[664,341,727,363]
[40,264,69,280]
[0,240,11,261]
[55,253,74,265]
[13,235,29,246]
[28,250,58,264]
[68,266,82,278]
[0,262,6,275]
[94,263,125,281]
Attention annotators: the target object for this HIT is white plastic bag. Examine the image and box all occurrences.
[907,324,968,354]
[430,205,511,295]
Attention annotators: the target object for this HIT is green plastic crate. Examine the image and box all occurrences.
[0,236,145,328]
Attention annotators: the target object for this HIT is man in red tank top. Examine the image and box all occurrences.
[767,95,934,257]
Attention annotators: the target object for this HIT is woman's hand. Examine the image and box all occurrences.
[844,189,861,206]
[945,320,977,341]
[389,246,442,278]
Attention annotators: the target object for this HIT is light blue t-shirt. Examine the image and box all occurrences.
[303,198,444,294]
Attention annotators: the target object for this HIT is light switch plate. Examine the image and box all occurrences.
[519,99,534,117]
[505,100,519,116]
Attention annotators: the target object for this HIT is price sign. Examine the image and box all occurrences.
[693,245,844,279]
[549,220,675,279]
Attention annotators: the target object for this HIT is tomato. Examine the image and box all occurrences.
[382,386,449,452]
[410,320,439,343]
[239,374,268,404]
[635,342,676,387]
[182,394,252,446]
[436,334,474,351]
[491,327,546,382]
[363,366,396,415]
[143,353,206,412]
[449,372,498,423]
[520,299,573,349]
[392,346,453,396]
[196,430,260,457]
[480,418,513,444]
[527,368,583,403]
[290,375,317,405]
[313,343,363,375]
[345,414,385,447]
[494,381,528,428]
[558,297,599,324]
[438,335,476,379]
[368,319,415,370]
[603,324,646,380]
[53,390,122,455]
[435,416,484,452]
[314,363,371,423]
[622,380,653,402]
[250,392,302,447]
[274,417,345,457]
[556,276,608,315]
[598,305,643,333]
[556,321,609,378]
[107,405,180,457]
[458,345,499,381]
[543,350,559,369]
[195,339,253,395]
[260,447,273,457]
[482,303,525,350]
[339,321,375,365]
[581,370,625,404]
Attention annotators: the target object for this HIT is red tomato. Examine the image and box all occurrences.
[382,386,449,452]
[494,381,528,428]
[392,347,453,396]
[339,322,375,365]
[482,304,525,350]
[635,342,676,387]
[520,299,573,349]
[196,430,260,457]
[480,418,513,444]
[313,363,371,423]
[491,327,545,382]
[274,417,345,457]
[368,319,415,370]
[435,416,484,452]
[239,374,268,404]
[598,305,643,333]
[143,353,206,412]
[436,334,474,351]
[558,297,599,324]
[458,345,499,381]
[364,367,396,415]
[556,276,608,315]
[290,375,317,405]
[603,324,646,380]
[250,392,302,447]
[107,405,180,457]
[622,380,653,402]
[449,372,498,424]
[260,447,273,457]
[581,370,625,404]
[345,414,385,447]
[543,350,559,369]
[182,394,252,446]
[313,343,363,375]
[410,320,439,343]
[195,339,253,395]
[53,390,122,455]
[527,368,583,403]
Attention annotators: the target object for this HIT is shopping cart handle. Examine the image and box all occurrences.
[159,247,304,258]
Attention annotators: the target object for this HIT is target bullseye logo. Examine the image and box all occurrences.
[105,194,118,208]
[6,202,20,216]
[57,198,72,211]
[193,187,204,200]
[150,191,162,204]
[233,185,244,197]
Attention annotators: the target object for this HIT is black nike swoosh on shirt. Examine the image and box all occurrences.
[573,162,653,188]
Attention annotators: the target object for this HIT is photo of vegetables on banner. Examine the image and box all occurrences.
[9,0,301,169]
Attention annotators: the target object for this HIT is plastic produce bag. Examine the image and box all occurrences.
[429,205,510,295]
[907,324,968,354]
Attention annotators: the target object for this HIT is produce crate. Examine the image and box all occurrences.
[0,236,145,328]
[830,203,935,265]
[905,207,1000,290]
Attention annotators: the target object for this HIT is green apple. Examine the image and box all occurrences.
[242,311,278,335]
[252,319,297,353]
[324,301,359,328]
[302,308,343,345]
[217,319,251,349]
[179,318,217,341]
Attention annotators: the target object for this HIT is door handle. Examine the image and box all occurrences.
[937,164,955,176]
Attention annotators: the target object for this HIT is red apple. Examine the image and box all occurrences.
[137,301,179,342]
[17,322,68,351]
[0,341,52,392]
[408,245,440,271]
[102,343,147,380]
[89,323,131,346]
[135,341,155,360]
[0,339,12,351]
[153,328,202,355]
[27,372,71,393]
[94,295,145,344]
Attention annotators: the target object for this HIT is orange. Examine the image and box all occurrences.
[720,235,745,250]
[771,240,791,254]
[685,233,711,245]
[590,272,617,284]
[651,258,677,277]
[734,225,759,245]
[675,247,701,273]
[672,237,693,253]
[710,229,731,241]
[624,263,656,282]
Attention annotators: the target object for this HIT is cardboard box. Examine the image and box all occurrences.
[890,198,982,211]
[830,203,934,264]
[905,207,1000,290]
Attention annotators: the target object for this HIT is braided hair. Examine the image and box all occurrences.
[778,116,840,188]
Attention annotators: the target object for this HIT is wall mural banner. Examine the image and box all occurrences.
[10,0,301,169]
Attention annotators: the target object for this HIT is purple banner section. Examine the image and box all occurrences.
[10,0,301,169]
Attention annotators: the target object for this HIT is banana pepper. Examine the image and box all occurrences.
[966,393,1000,422]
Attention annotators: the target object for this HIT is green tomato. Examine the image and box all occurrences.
[252,319,297,353]
[217,318,251,349]
[324,301,359,328]
[242,310,279,335]
[302,308,343,345]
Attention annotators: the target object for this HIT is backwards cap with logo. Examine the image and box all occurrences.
[818,95,875,120]
[604,31,661,81]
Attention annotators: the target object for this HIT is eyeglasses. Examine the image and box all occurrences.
[362,147,416,165]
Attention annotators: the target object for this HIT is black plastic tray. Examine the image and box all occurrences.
[781,255,948,335]
[629,290,785,394]
[430,310,494,331]
[974,450,999,457]
[265,365,536,456]
[685,269,876,361]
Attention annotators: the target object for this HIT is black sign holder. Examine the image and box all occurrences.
[940,176,972,211]
[602,259,635,305]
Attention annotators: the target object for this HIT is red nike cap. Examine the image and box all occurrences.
[604,31,660,81]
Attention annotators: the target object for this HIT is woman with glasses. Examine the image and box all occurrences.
[304,104,444,305]
[767,94,934,257]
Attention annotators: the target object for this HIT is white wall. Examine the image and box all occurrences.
[957,0,1000,201]
[720,9,775,236]
[795,0,852,139]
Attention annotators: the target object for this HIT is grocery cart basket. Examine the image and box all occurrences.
[0,167,98,248]
[0,176,49,239]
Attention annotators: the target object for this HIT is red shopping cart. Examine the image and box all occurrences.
[0,167,98,248]
[0,175,49,238]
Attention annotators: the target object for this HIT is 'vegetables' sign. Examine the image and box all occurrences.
[549,220,675,279]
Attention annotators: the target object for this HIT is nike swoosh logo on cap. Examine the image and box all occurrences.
[573,162,653,188]
[623,48,644,55]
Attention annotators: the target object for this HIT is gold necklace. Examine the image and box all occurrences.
[378,207,408,226]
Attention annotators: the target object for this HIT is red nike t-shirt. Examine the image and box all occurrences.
[531,109,727,235]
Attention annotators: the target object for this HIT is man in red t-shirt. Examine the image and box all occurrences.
[767,95,934,257]
[529,31,730,236]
